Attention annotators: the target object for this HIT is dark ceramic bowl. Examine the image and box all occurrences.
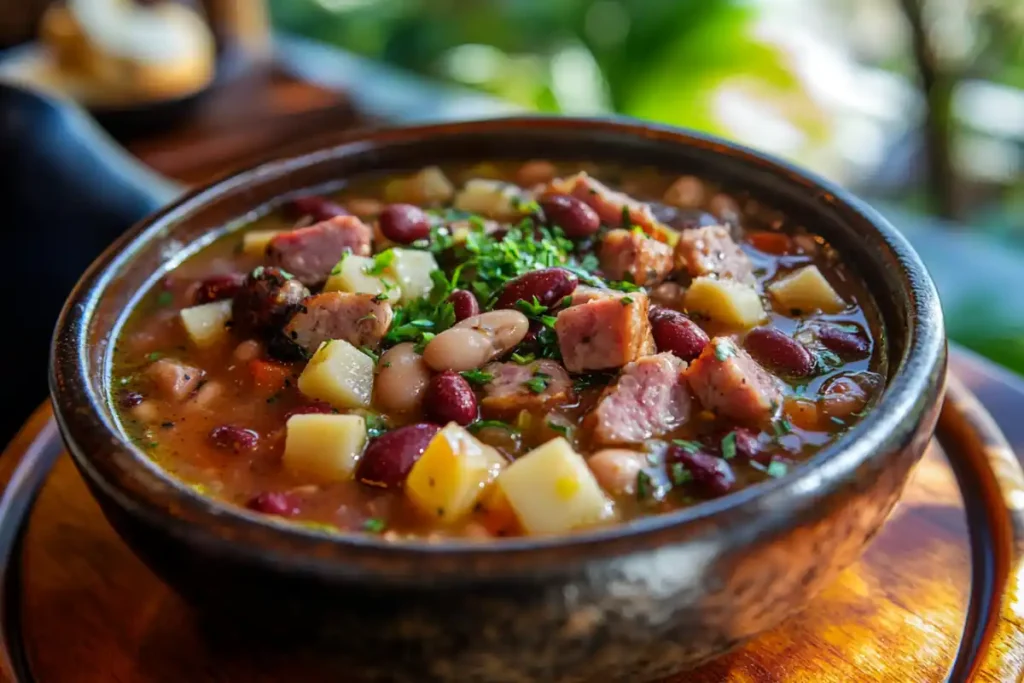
[50,117,946,683]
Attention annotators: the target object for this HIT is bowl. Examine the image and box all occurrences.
[50,117,946,682]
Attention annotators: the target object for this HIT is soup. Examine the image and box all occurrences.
[112,161,885,540]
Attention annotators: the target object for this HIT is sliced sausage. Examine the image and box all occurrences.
[146,358,204,401]
[686,338,782,425]
[283,292,393,354]
[232,266,310,337]
[266,215,373,286]
[674,225,755,285]
[555,291,655,373]
[598,228,674,286]
[585,353,692,446]
[480,360,574,420]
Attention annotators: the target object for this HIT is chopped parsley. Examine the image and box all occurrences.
[515,296,548,316]
[546,420,570,437]
[467,419,517,434]
[364,249,395,276]
[829,416,847,426]
[620,296,634,306]
[767,461,789,478]
[362,518,386,533]
[814,348,843,372]
[669,462,692,485]
[607,279,641,293]
[713,339,736,362]
[771,417,793,437]
[329,252,349,276]
[636,470,654,501]
[365,414,388,438]
[721,432,737,460]
[523,372,552,394]
[671,439,701,454]
[146,351,164,362]
[620,205,632,228]
[156,290,174,307]
[383,270,457,349]
[460,369,494,386]
[511,352,536,365]
[560,295,573,308]
[358,346,379,363]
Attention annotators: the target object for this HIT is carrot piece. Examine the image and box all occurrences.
[248,359,292,395]
[747,231,792,255]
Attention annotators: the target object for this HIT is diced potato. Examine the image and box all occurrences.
[406,423,506,524]
[768,265,846,314]
[497,437,616,536]
[385,166,454,205]
[242,229,283,257]
[179,300,232,348]
[387,248,439,303]
[323,254,401,303]
[297,340,374,410]
[684,276,766,329]
[282,414,367,483]
[453,179,527,220]
[476,485,521,537]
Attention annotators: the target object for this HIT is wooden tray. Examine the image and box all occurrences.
[1,360,1022,682]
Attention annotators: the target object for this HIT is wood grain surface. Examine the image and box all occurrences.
[0,352,1021,682]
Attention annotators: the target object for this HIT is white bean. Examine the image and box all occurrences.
[374,342,431,414]
[423,310,529,372]
[588,449,647,496]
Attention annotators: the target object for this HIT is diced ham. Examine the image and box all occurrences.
[568,285,629,307]
[146,358,204,401]
[480,360,574,420]
[547,172,663,235]
[283,292,393,354]
[266,215,372,285]
[555,291,654,372]
[686,337,782,425]
[585,353,692,446]
[674,225,755,285]
[599,228,674,286]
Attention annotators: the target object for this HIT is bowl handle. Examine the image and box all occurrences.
[0,83,182,442]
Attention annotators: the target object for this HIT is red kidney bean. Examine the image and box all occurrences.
[817,324,870,359]
[732,428,764,462]
[118,390,144,409]
[423,371,478,426]
[379,203,431,244]
[246,491,300,516]
[649,307,709,361]
[284,401,334,420]
[447,289,480,322]
[538,194,601,238]
[493,268,578,311]
[666,445,735,497]
[286,195,349,222]
[744,327,815,377]
[209,425,260,453]
[192,273,245,305]
[356,423,441,488]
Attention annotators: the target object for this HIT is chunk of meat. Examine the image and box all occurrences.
[146,358,204,401]
[232,266,309,337]
[686,338,782,425]
[266,215,372,285]
[585,353,692,446]
[588,449,648,496]
[568,285,629,307]
[674,225,755,285]
[546,172,665,236]
[599,229,674,286]
[555,291,654,372]
[283,292,393,354]
[480,360,574,420]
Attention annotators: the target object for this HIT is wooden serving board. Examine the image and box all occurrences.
[1,351,1023,683]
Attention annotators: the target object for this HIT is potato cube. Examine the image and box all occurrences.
[242,229,283,257]
[297,340,374,410]
[179,300,232,348]
[684,276,765,329]
[767,265,846,314]
[453,179,527,220]
[406,423,506,524]
[282,414,367,483]
[497,437,616,535]
[385,166,454,205]
[323,254,401,303]
[387,248,439,303]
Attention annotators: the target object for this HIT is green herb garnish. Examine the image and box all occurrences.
[547,420,570,437]
[672,439,701,454]
[607,279,640,293]
[515,296,548,316]
[767,461,789,478]
[721,432,737,460]
[146,351,164,362]
[621,296,634,306]
[156,291,174,307]
[364,249,395,276]
[771,418,793,437]
[460,369,494,386]
[636,470,654,500]
[362,518,386,533]
[365,414,388,439]
[523,372,552,394]
[511,352,536,365]
[669,462,692,485]
[359,346,379,363]
[329,252,349,276]
[713,339,736,362]
[467,420,517,434]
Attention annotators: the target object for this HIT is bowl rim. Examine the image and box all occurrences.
[50,115,946,579]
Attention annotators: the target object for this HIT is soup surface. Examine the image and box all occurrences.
[113,161,885,540]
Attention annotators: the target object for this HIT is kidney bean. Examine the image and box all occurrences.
[192,273,245,305]
[666,445,734,497]
[744,327,815,377]
[817,324,871,359]
[247,491,300,516]
[286,195,349,222]
[424,371,478,426]
[284,401,334,420]
[118,390,144,409]
[731,428,764,462]
[649,307,709,361]
[423,310,530,372]
[356,423,441,488]
[447,289,480,322]
[538,194,601,238]
[375,343,431,415]
[378,203,431,244]
[209,425,260,453]
[494,268,579,311]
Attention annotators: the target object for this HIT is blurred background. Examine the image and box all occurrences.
[1,0,1022,376]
